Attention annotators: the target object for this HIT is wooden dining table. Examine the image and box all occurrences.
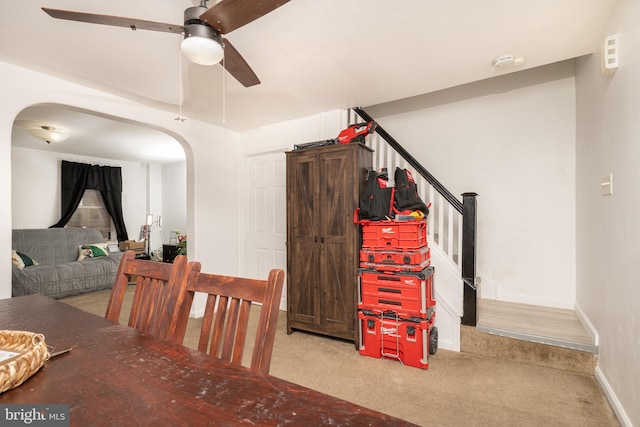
[0,294,415,426]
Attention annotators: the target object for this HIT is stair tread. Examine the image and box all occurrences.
[477,299,597,353]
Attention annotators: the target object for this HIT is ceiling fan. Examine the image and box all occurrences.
[41,0,290,87]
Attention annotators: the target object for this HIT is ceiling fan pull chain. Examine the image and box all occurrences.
[222,49,226,124]
[176,47,185,122]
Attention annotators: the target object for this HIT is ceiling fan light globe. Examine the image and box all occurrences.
[181,24,223,66]
[181,36,223,65]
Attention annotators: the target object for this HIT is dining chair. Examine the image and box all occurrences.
[169,263,285,375]
[105,250,193,343]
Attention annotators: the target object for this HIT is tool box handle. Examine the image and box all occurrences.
[353,208,371,226]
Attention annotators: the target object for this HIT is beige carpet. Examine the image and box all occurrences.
[62,288,619,427]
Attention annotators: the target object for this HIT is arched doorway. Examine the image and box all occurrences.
[11,103,187,254]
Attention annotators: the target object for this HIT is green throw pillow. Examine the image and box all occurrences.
[78,243,110,261]
[11,250,38,270]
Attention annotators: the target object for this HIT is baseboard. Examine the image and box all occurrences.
[575,302,599,347]
[595,366,632,427]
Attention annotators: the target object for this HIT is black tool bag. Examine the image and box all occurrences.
[358,168,394,221]
[393,167,428,215]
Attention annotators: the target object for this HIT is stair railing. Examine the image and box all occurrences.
[351,107,478,326]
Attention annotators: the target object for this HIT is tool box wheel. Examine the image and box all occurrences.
[429,326,438,355]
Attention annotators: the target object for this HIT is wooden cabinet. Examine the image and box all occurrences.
[286,143,372,344]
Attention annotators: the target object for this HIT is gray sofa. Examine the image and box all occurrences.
[12,227,124,298]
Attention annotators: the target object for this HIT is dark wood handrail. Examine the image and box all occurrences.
[354,107,463,213]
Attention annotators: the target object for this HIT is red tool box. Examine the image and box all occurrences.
[358,310,438,369]
[359,245,430,271]
[359,259,430,272]
[361,219,427,249]
[360,245,430,265]
[358,266,435,317]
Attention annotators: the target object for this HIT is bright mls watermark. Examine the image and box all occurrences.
[1,405,69,426]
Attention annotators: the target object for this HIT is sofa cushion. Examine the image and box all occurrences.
[78,243,110,261]
[13,228,108,265]
[11,250,38,270]
[12,256,122,298]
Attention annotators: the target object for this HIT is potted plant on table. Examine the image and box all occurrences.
[171,230,187,256]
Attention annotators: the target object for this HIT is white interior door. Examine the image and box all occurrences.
[244,151,287,310]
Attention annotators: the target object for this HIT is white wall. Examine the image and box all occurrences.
[575,0,640,424]
[366,61,577,309]
[11,147,149,240]
[11,148,60,228]
[146,163,163,250]
[161,162,187,244]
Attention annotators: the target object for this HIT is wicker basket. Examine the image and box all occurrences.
[0,330,50,393]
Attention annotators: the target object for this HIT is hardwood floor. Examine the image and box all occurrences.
[476,298,597,353]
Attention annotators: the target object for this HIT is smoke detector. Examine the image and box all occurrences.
[492,54,526,68]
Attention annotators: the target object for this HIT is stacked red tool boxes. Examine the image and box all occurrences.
[357,218,437,369]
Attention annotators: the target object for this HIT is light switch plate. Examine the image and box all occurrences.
[602,34,619,75]
[601,173,613,196]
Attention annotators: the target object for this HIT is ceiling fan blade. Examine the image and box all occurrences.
[42,8,183,34]
[222,38,260,87]
[200,0,290,34]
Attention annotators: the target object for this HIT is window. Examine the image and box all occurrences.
[68,190,114,240]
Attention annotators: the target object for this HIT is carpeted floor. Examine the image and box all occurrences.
[62,288,619,427]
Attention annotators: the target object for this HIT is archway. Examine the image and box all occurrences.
[11,103,188,256]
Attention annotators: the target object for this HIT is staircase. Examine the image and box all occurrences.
[349,107,598,372]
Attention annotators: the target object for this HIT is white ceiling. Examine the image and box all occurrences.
[12,105,186,164]
[2,1,616,163]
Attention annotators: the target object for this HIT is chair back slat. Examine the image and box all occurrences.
[250,269,285,373]
[210,295,228,356]
[106,250,193,343]
[220,298,240,361]
[198,295,217,353]
[170,264,285,374]
[232,300,252,365]
[130,276,164,334]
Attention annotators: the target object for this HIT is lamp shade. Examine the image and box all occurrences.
[28,126,69,144]
[181,24,224,66]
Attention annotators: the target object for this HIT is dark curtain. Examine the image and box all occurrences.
[50,160,129,241]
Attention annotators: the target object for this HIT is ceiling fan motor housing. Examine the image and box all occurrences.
[184,6,209,26]
[183,6,221,43]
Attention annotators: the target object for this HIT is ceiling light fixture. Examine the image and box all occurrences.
[28,125,69,144]
[180,5,224,66]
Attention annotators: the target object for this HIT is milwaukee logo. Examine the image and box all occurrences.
[381,227,396,234]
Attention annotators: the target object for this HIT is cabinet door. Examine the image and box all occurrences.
[318,149,357,337]
[287,152,320,326]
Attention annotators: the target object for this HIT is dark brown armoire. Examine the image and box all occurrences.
[286,143,372,344]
